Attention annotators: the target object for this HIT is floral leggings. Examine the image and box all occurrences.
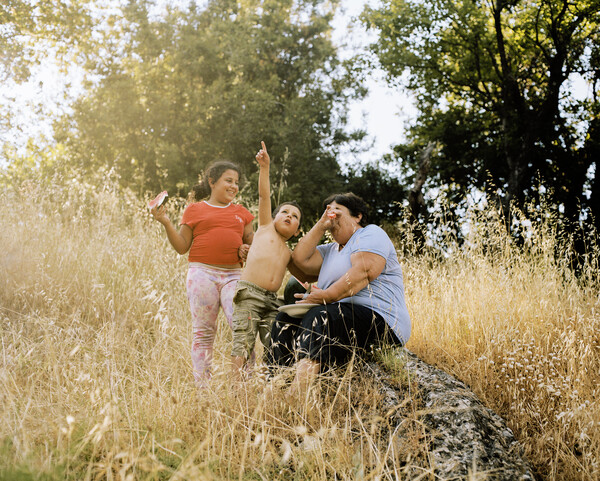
[186,263,241,386]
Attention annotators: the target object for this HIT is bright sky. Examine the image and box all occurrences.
[2,0,594,168]
[332,0,415,167]
[1,0,412,168]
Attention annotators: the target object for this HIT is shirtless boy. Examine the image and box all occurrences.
[231,141,304,375]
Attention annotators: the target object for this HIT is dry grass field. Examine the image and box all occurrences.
[1,171,598,480]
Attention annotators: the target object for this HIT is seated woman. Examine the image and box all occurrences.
[270,192,411,394]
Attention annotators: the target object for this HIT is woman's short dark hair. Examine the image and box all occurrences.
[323,192,370,226]
[191,161,241,201]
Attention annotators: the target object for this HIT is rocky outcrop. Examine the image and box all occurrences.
[368,349,535,480]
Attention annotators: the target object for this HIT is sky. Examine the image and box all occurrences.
[1,0,413,168]
[2,0,595,169]
[332,0,416,166]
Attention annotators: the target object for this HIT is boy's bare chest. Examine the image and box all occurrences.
[254,226,287,250]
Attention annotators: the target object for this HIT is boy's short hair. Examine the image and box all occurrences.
[272,201,303,225]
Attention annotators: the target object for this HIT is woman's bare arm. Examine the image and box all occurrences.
[287,258,319,284]
[291,213,331,276]
[300,251,386,304]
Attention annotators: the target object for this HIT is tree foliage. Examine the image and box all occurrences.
[362,0,600,231]
[55,0,362,222]
[0,0,93,149]
[343,163,406,226]
[0,0,92,81]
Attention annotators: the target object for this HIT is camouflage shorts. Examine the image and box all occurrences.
[231,280,283,358]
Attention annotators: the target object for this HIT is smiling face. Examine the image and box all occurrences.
[273,203,301,240]
[208,169,239,205]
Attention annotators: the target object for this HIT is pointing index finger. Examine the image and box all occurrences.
[261,141,267,153]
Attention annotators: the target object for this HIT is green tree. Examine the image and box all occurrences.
[0,0,93,149]
[362,0,600,231]
[56,0,362,222]
[0,0,92,81]
[343,163,407,226]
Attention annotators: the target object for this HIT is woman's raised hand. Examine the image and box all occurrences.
[316,206,337,231]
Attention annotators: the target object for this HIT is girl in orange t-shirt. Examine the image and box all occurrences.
[151,161,254,387]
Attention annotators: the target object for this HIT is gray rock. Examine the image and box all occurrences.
[367,349,536,480]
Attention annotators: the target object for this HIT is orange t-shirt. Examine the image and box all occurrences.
[180,201,254,265]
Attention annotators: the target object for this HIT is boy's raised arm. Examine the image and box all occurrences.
[256,141,272,226]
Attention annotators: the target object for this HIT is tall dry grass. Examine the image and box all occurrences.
[1,170,598,479]
[0,172,424,480]
[402,206,600,480]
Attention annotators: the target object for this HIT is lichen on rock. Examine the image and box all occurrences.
[368,349,535,480]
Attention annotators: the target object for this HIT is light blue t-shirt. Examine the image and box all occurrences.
[316,225,411,344]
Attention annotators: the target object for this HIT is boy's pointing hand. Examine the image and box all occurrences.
[255,141,270,167]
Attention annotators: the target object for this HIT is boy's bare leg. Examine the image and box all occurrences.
[231,356,246,382]
[287,358,320,401]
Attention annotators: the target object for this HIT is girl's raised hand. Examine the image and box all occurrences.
[151,204,169,225]
[255,141,270,167]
